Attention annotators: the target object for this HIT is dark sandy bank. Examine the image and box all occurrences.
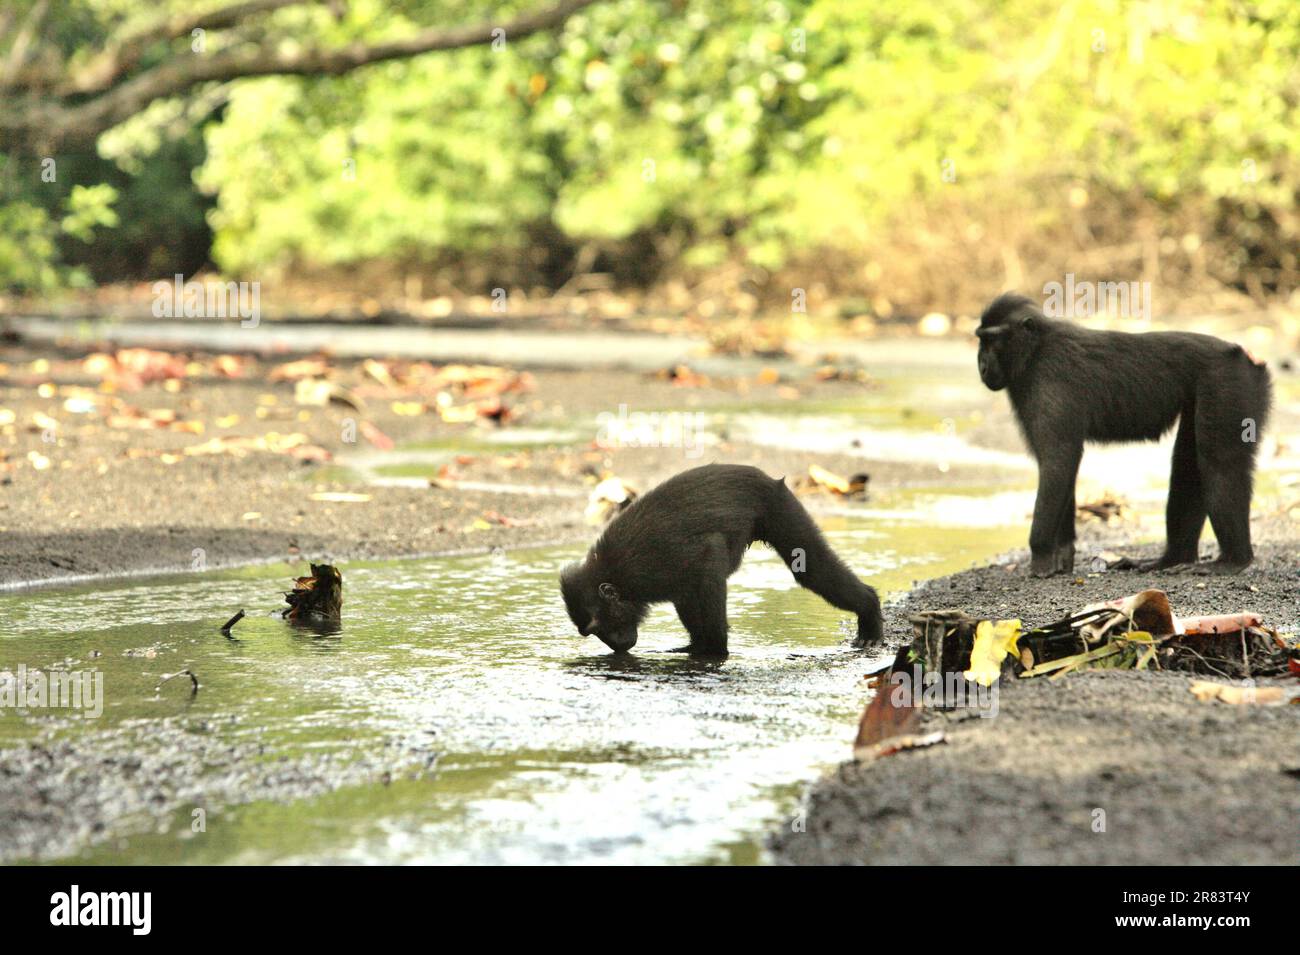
[770,543,1300,865]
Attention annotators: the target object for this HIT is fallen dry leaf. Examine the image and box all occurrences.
[1078,494,1125,524]
[31,411,58,431]
[294,378,333,407]
[655,364,710,387]
[212,354,246,378]
[1189,680,1294,705]
[295,378,364,411]
[585,476,638,525]
[360,420,394,450]
[481,510,528,527]
[289,444,332,462]
[806,464,868,497]
[852,681,945,762]
[183,432,328,462]
[114,348,188,384]
[362,359,399,389]
[269,358,330,382]
[813,364,873,384]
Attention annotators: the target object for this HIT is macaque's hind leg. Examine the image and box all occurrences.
[765,483,883,646]
[1198,465,1254,573]
[1141,413,1205,570]
[1191,376,1260,573]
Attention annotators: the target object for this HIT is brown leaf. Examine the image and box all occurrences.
[360,420,394,450]
[269,358,330,382]
[852,677,945,761]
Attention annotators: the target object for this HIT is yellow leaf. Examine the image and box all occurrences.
[807,464,866,495]
[964,619,1022,687]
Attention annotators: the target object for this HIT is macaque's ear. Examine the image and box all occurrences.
[598,582,619,601]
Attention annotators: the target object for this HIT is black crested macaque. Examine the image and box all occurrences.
[560,464,883,655]
[976,292,1271,577]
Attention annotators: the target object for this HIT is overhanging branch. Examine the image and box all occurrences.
[61,0,313,95]
[0,0,601,155]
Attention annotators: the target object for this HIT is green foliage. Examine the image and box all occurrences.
[197,0,1300,288]
[3,0,1299,295]
[0,198,62,292]
[0,131,212,292]
[0,155,118,291]
[199,0,835,276]
[60,184,120,242]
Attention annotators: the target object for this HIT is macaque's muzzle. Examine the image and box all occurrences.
[977,353,1006,391]
[595,628,638,653]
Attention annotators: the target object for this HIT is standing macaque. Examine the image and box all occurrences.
[976,293,1271,576]
[560,464,883,655]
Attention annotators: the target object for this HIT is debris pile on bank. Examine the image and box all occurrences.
[904,590,1295,685]
[855,588,1298,761]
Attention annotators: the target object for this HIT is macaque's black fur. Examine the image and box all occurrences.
[976,292,1272,576]
[560,464,883,655]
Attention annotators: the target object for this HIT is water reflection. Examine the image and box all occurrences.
[564,651,730,681]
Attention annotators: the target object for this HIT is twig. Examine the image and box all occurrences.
[1172,643,1235,680]
[1028,606,1113,636]
[220,608,245,636]
[156,669,200,695]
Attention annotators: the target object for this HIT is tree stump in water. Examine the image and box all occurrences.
[282,564,343,631]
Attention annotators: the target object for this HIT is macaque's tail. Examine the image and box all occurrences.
[760,478,883,646]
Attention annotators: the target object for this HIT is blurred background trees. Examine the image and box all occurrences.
[2,0,1298,313]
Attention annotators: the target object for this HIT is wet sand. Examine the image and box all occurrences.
[0,343,1006,587]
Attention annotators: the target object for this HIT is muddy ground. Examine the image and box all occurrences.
[771,538,1300,865]
[0,341,1005,587]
